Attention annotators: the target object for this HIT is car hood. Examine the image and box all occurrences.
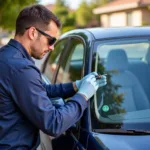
[93,132,150,150]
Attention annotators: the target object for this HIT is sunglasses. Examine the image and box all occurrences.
[26,27,57,46]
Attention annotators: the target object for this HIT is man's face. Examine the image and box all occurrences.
[30,20,59,59]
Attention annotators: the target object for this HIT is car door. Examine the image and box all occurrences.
[51,36,86,150]
[39,38,70,150]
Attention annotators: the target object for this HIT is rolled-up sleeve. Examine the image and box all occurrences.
[9,66,87,137]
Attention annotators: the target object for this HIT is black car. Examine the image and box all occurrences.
[39,27,150,150]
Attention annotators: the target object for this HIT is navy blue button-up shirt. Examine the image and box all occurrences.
[0,39,87,150]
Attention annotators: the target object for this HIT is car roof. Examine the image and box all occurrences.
[61,27,150,40]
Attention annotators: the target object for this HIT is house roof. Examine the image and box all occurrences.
[93,0,150,14]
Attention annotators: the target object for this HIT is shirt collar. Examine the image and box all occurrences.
[8,39,35,64]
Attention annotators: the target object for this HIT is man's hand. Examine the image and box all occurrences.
[77,74,98,100]
[75,72,98,90]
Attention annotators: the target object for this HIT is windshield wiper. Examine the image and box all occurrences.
[93,129,150,135]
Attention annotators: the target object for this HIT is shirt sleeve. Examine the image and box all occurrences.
[42,82,76,99]
[9,66,87,137]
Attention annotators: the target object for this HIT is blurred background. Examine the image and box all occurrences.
[1,0,150,46]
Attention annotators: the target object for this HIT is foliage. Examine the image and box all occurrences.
[0,0,38,30]
[90,0,113,7]
[53,0,68,24]
[53,0,76,33]
[75,0,93,27]
[75,0,114,28]
[0,0,114,31]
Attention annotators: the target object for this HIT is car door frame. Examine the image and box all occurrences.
[41,33,96,149]
[53,35,88,150]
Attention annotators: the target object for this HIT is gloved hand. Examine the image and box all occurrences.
[77,74,98,100]
[96,75,107,88]
[75,72,98,90]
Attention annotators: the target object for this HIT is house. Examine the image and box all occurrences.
[93,0,150,27]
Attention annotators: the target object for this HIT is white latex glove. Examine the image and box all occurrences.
[78,74,98,100]
[75,72,98,90]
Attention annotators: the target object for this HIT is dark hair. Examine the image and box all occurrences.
[15,4,61,35]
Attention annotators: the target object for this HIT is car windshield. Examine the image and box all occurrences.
[93,37,150,130]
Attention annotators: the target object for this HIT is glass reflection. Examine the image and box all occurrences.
[92,38,150,130]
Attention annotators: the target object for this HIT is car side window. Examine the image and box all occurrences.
[44,40,68,82]
[56,38,85,83]
[93,39,150,125]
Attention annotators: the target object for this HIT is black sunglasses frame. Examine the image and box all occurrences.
[25,27,57,46]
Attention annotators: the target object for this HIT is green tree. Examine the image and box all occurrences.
[0,0,38,30]
[79,0,114,27]
[62,11,76,33]
[75,0,113,28]
[90,0,112,7]
[75,0,93,28]
[53,0,76,33]
[53,0,68,25]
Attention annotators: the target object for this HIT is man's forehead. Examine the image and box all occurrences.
[47,20,58,30]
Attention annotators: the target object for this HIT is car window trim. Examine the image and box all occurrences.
[54,36,87,83]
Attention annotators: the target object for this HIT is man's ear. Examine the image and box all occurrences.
[28,27,38,40]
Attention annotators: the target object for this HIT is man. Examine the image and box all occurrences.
[0,4,107,150]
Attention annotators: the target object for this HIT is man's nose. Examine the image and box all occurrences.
[48,45,54,51]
